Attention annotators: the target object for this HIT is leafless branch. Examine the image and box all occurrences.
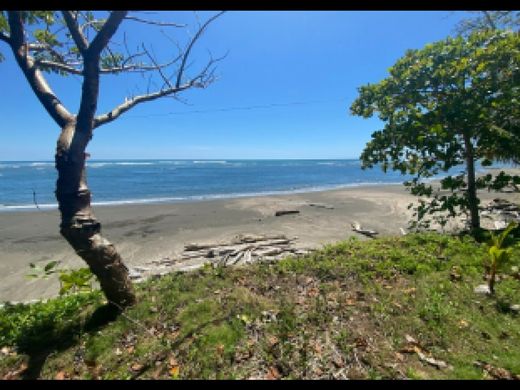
[124,15,186,28]
[62,11,89,54]
[35,59,82,74]
[176,11,225,88]
[141,43,174,90]
[94,80,202,128]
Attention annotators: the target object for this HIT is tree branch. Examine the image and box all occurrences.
[176,11,224,88]
[35,59,82,74]
[93,81,201,128]
[124,15,186,27]
[88,11,127,56]
[7,11,73,127]
[62,11,89,54]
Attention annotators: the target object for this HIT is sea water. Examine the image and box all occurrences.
[0,159,471,212]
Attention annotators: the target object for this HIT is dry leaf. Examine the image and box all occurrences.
[130,363,144,372]
[458,319,469,329]
[266,366,281,380]
[169,366,180,379]
[168,356,178,367]
[55,371,67,380]
[126,346,135,354]
[417,351,451,370]
[268,336,279,348]
[346,298,356,306]
[115,348,123,356]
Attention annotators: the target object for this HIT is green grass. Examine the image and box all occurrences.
[1,233,519,379]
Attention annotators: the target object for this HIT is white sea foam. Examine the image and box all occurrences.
[193,160,228,164]
[0,181,405,213]
[30,162,54,167]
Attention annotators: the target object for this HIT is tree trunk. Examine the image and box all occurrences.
[55,122,136,308]
[463,133,480,232]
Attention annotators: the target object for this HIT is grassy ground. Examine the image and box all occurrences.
[1,233,519,379]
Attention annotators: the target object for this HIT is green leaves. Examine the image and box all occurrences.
[26,261,94,296]
[351,29,520,231]
[58,268,94,296]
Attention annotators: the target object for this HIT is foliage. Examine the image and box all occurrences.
[2,233,520,379]
[350,30,520,231]
[0,292,101,351]
[27,261,94,296]
[486,221,519,294]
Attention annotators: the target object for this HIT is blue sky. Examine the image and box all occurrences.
[0,11,469,161]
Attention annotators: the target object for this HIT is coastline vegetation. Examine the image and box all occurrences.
[1,233,519,379]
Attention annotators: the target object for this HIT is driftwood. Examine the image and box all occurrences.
[308,203,334,210]
[275,210,300,217]
[129,233,314,282]
[351,221,378,238]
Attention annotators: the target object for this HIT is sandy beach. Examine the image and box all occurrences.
[1,181,519,302]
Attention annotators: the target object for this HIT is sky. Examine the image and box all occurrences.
[0,11,470,161]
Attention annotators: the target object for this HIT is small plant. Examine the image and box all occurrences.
[27,261,94,296]
[486,222,519,294]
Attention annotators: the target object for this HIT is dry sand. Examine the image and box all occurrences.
[1,181,518,302]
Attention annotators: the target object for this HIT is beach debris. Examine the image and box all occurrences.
[275,210,300,217]
[308,203,335,210]
[351,221,379,238]
[482,199,520,229]
[399,227,408,236]
[128,233,314,281]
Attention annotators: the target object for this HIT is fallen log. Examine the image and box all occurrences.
[275,210,300,217]
[351,221,378,238]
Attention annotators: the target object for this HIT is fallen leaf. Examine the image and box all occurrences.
[268,336,279,348]
[266,366,281,380]
[417,351,452,370]
[126,346,135,354]
[346,298,356,306]
[332,355,345,368]
[115,348,123,356]
[55,371,67,380]
[458,319,469,329]
[395,352,405,362]
[169,366,180,379]
[130,363,144,372]
[168,357,178,367]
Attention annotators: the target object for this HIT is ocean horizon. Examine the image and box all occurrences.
[0,159,475,212]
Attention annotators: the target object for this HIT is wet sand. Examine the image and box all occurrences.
[1,181,518,302]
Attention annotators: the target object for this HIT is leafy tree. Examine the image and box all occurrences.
[0,11,224,308]
[350,30,520,233]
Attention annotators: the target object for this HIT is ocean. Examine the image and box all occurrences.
[0,159,459,212]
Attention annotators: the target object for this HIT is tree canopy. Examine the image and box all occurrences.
[351,30,520,231]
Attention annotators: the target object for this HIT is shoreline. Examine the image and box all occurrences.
[1,177,519,303]
[0,181,407,213]
[0,183,411,302]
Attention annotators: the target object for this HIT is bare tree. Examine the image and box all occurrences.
[0,10,225,308]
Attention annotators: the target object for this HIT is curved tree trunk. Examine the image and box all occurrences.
[463,133,480,232]
[55,122,136,308]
